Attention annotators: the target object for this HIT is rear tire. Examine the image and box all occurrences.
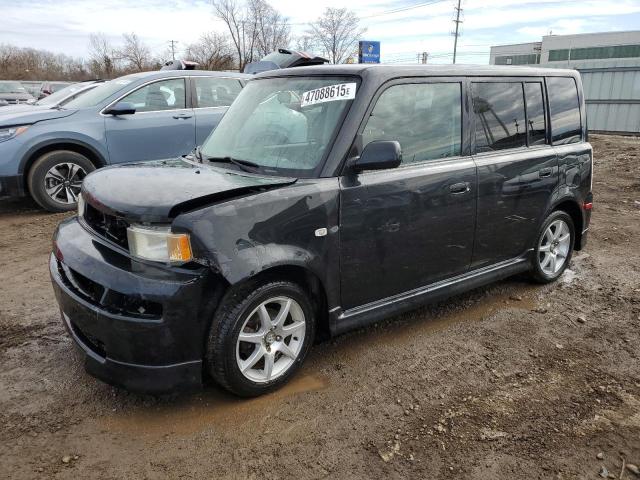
[529,210,575,284]
[205,279,316,397]
[27,150,95,212]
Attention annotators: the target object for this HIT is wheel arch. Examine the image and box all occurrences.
[551,198,584,251]
[20,140,107,191]
[225,264,331,341]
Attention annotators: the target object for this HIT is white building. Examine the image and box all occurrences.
[490,30,640,134]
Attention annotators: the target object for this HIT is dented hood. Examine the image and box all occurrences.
[82,158,296,223]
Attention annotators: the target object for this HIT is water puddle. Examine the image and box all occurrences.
[99,372,328,437]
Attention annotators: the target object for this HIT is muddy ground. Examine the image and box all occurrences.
[1,135,639,479]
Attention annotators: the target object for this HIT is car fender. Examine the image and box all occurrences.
[18,129,108,175]
[173,177,341,309]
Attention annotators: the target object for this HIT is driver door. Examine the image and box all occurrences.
[339,80,476,309]
[105,78,195,164]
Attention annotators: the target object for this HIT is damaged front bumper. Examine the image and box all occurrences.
[49,217,218,394]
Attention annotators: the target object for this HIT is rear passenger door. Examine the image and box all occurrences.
[471,78,559,268]
[339,79,476,309]
[191,77,243,145]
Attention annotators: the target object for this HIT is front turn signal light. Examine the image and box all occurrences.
[167,234,193,263]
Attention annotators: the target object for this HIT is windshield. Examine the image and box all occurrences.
[37,83,87,106]
[201,76,358,177]
[64,77,135,109]
[0,81,28,94]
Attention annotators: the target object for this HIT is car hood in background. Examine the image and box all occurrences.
[0,104,50,114]
[0,93,34,102]
[82,158,297,223]
[0,107,76,127]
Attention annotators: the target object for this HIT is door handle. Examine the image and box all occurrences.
[449,182,470,195]
[539,167,553,178]
[173,113,193,120]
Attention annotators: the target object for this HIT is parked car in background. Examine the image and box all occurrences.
[244,48,328,74]
[0,70,249,211]
[20,81,43,97]
[0,81,36,106]
[0,80,105,114]
[38,81,74,100]
[49,65,592,396]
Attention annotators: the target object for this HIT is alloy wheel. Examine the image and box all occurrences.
[235,296,306,383]
[44,162,86,205]
[538,219,571,276]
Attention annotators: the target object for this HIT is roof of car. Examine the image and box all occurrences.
[254,64,581,80]
[131,69,252,80]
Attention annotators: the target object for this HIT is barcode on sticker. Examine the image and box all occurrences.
[301,83,356,107]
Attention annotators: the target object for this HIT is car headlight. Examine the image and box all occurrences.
[126,225,192,264]
[0,126,29,143]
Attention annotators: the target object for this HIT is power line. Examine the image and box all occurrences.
[360,0,450,20]
[283,0,450,26]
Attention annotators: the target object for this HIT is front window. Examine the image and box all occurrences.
[120,78,186,112]
[362,82,462,164]
[200,76,358,177]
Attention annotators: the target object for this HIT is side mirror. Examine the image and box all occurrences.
[351,140,402,172]
[104,101,136,116]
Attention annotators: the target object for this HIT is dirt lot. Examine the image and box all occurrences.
[1,135,639,479]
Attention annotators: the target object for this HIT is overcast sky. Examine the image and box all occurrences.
[2,0,640,64]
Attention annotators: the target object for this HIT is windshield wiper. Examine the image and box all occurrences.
[205,155,260,173]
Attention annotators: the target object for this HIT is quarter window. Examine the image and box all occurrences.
[362,83,461,165]
[524,82,547,146]
[121,78,186,112]
[473,82,527,152]
[194,77,242,108]
[547,77,581,145]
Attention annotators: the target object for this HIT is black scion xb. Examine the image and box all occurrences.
[50,65,593,396]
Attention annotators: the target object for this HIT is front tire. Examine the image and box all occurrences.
[27,150,95,212]
[529,210,575,283]
[206,279,316,397]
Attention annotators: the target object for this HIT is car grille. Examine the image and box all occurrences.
[57,260,163,319]
[84,202,130,249]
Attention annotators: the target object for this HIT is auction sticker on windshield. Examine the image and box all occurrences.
[301,83,356,107]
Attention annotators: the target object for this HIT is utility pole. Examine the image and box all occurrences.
[452,0,463,64]
[168,40,179,61]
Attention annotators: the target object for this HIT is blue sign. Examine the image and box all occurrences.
[359,41,380,64]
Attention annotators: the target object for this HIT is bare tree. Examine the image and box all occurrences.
[212,0,256,71]
[308,8,366,64]
[88,33,117,77]
[185,32,235,70]
[212,0,289,70]
[252,0,290,57]
[118,33,152,71]
[0,43,90,81]
[295,34,317,54]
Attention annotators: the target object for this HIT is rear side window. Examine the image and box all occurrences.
[547,77,582,145]
[362,83,461,165]
[194,77,242,108]
[524,82,547,146]
[473,82,526,153]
